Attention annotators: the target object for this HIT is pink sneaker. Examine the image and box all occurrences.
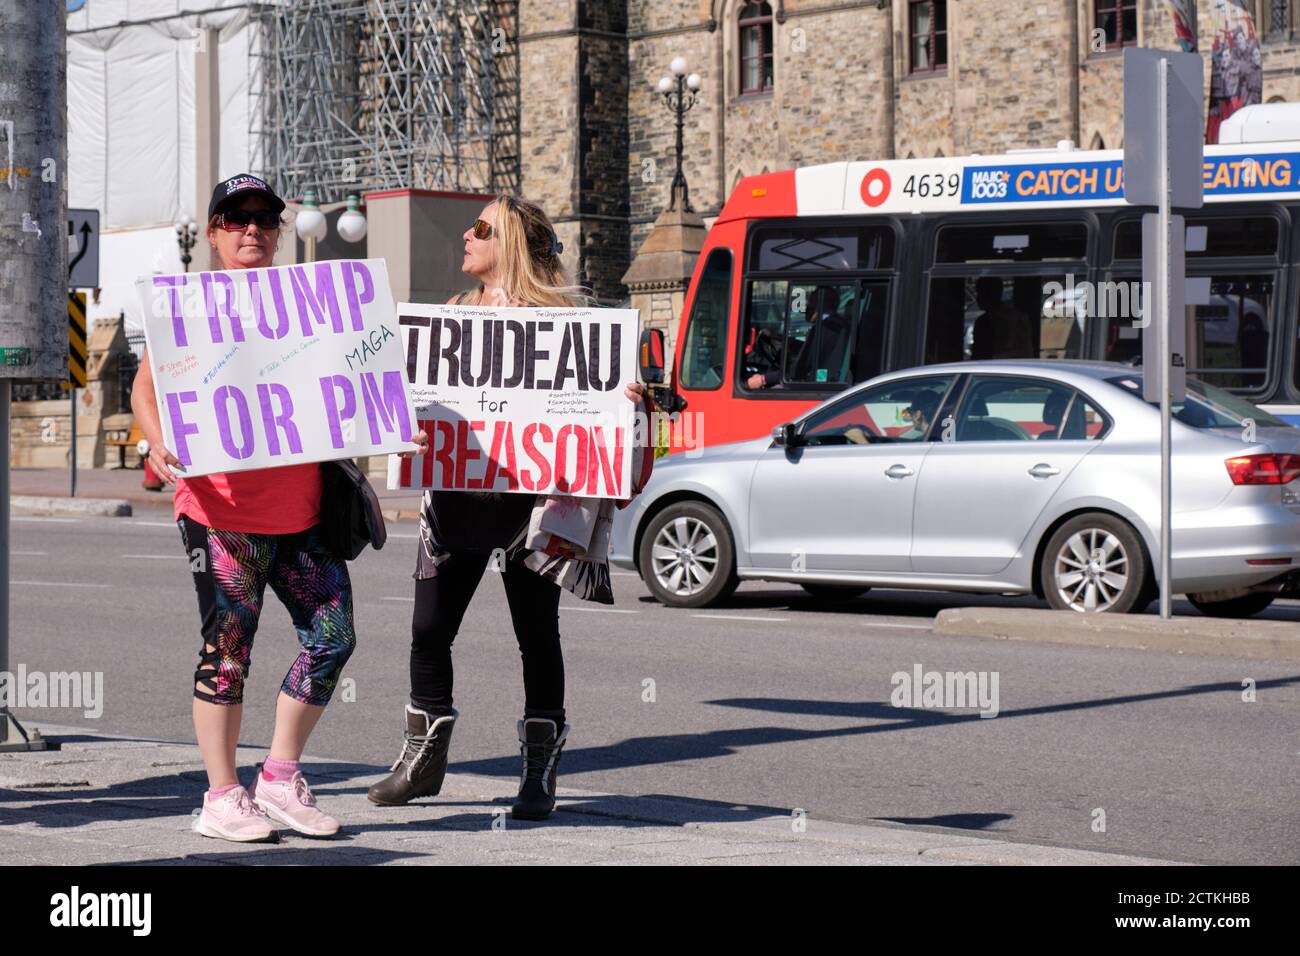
[250,769,340,837]
[192,786,277,843]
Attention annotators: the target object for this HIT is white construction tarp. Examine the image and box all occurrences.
[66,1,259,330]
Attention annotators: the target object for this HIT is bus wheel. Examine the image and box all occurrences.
[639,501,738,608]
[799,584,870,602]
[1187,592,1275,618]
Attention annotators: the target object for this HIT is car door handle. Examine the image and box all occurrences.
[1028,463,1060,478]
[885,464,914,479]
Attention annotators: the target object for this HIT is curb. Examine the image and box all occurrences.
[934,606,1300,661]
[10,495,133,518]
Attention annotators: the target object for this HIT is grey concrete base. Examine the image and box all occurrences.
[0,725,1183,866]
[935,607,1300,661]
[10,495,131,517]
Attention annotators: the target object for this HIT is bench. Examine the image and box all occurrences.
[104,421,144,469]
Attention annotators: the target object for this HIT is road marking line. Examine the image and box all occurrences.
[383,596,414,602]
[562,607,639,614]
[12,517,79,524]
[121,554,186,560]
[692,614,790,623]
[12,550,47,556]
[866,622,932,630]
[386,533,418,540]
[13,580,112,589]
[610,571,639,577]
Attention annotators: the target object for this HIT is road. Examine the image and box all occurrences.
[6,511,1299,864]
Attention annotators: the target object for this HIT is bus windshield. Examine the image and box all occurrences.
[1105,375,1293,429]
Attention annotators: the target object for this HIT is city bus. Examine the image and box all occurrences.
[644,106,1300,452]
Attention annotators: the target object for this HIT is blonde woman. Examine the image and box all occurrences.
[369,195,652,819]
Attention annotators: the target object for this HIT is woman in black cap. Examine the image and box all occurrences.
[131,174,427,843]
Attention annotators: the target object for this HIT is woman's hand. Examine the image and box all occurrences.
[145,438,183,484]
[624,381,646,405]
[397,429,430,459]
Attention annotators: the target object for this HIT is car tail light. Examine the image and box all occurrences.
[1224,454,1300,485]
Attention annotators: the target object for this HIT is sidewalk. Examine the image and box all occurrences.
[7,466,425,521]
[0,725,1181,865]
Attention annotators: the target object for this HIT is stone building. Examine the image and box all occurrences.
[520,0,1300,311]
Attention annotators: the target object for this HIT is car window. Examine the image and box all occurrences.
[954,376,1088,442]
[1106,374,1292,429]
[800,375,956,446]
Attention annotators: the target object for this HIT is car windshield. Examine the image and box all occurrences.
[1105,375,1292,429]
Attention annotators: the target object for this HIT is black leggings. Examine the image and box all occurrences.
[410,551,564,724]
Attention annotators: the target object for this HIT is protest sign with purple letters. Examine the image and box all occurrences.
[136,258,416,477]
[388,303,638,499]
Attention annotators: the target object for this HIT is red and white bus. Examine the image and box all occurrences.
[642,117,1300,451]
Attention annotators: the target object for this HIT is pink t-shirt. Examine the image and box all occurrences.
[173,462,323,535]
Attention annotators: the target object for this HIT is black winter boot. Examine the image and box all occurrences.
[510,717,569,821]
[367,705,458,805]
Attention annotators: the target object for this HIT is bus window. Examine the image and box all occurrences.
[750,225,894,271]
[935,222,1087,263]
[679,249,733,391]
[1113,217,1280,261]
[1105,274,1273,391]
[742,280,887,390]
[1189,276,1272,391]
[924,275,1085,364]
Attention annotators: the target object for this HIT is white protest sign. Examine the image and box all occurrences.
[136,258,417,477]
[388,303,639,499]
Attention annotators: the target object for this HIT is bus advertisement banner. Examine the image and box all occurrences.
[820,145,1300,217]
[387,304,638,499]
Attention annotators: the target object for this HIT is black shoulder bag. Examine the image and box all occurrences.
[320,459,388,561]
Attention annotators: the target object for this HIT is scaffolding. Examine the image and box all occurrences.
[249,0,519,204]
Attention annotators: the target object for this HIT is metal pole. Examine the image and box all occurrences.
[70,385,77,497]
[1159,57,1173,621]
[0,380,9,743]
[0,0,63,751]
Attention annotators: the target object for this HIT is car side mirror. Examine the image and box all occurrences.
[638,328,665,385]
[772,422,799,447]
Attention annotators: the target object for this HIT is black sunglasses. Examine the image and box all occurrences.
[219,209,281,231]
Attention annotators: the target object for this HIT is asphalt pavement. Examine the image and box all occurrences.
[3,505,1298,865]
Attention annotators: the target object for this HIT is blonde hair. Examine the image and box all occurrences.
[459,195,588,307]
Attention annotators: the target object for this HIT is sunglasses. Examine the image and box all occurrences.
[469,218,494,240]
[219,209,281,231]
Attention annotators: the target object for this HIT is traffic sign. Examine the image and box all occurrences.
[67,208,99,289]
[68,292,87,387]
[1123,48,1205,209]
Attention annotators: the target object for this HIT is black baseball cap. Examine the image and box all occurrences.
[207,174,287,221]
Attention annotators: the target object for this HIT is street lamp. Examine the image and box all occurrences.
[293,189,328,262]
[336,194,368,243]
[655,57,703,212]
[174,214,199,272]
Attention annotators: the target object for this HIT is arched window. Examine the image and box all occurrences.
[1090,132,1106,150]
[739,1,774,95]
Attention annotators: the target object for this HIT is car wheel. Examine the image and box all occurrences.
[799,584,870,602]
[638,501,738,608]
[1187,592,1276,618]
[1041,514,1150,614]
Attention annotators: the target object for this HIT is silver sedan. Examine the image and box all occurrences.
[611,361,1300,616]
